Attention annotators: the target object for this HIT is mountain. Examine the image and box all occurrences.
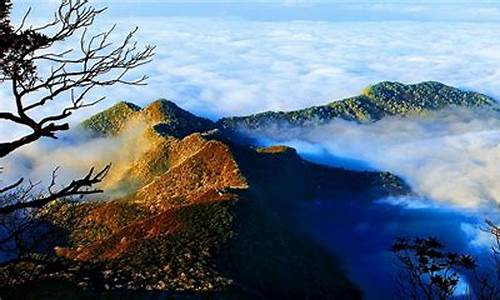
[1,97,410,299]
[3,81,498,299]
[81,99,215,138]
[218,81,495,130]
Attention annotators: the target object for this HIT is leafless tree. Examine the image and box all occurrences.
[392,237,477,300]
[0,0,153,262]
[469,220,500,300]
[0,0,153,210]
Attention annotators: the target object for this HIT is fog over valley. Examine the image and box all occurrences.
[1,1,500,299]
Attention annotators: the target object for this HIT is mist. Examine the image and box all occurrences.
[0,121,151,200]
[238,107,500,298]
[244,108,500,210]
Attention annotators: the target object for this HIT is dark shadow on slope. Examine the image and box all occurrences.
[228,141,410,205]
[216,196,363,300]
[210,140,412,299]
[0,216,71,265]
[0,279,259,300]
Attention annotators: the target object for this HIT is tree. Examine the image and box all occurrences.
[392,236,477,300]
[0,0,154,261]
[470,220,500,300]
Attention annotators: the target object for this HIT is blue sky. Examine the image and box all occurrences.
[50,1,500,22]
[13,0,500,24]
[15,1,500,23]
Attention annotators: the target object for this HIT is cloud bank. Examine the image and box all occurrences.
[244,108,500,209]
[3,15,500,121]
[127,18,500,119]
[0,121,151,199]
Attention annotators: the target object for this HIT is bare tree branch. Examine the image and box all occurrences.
[0,177,24,194]
[0,0,155,158]
[0,0,151,268]
[0,164,111,215]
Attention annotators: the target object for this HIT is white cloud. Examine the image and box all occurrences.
[244,108,500,209]
[2,8,500,150]
[112,18,500,118]
[88,18,496,120]
[460,222,495,248]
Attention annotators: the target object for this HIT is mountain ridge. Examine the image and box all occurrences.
[1,88,414,298]
[80,81,496,138]
[3,80,492,299]
[217,81,495,130]
[81,98,215,138]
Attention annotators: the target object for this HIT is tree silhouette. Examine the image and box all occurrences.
[470,220,500,300]
[0,0,153,262]
[392,236,477,300]
[0,0,154,210]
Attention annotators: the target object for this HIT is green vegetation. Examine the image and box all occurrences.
[6,82,472,299]
[218,81,495,129]
[81,99,214,138]
[80,101,141,136]
[82,81,496,135]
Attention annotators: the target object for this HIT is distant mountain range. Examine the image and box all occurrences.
[2,81,496,299]
[82,81,495,139]
[218,81,494,129]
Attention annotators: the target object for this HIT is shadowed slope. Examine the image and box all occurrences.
[1,91,420,299]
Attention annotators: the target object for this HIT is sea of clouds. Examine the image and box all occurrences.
[1,2,500,297]
[245,108,500,210]
[244,108,500,297]
[113,18,500,118]
[3,2,500,138]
